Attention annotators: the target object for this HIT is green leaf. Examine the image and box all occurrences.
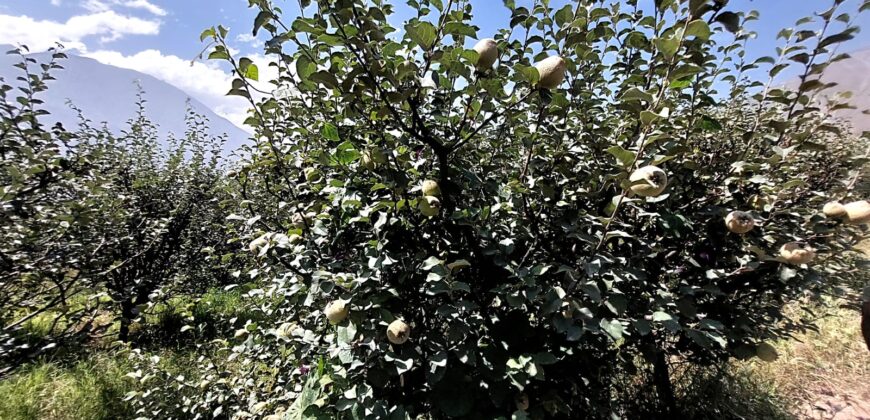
[819,31,855,49]
[253,11,270,36]
[599,319,624,340]
[406,21,438,50]
[332,141,359,166]
[443,22,477,38]
[654,36,680,59]
[698,115,722,131]
[515,65,540,85]
[296,55,316,80]
[200,28,216,42]
[239,58,259,81]
[685,20,711,41]
[620,87,653,103]
[554,5,574,27]
[208,48,230,61]
[321,123,340,141]
[652,311,673,322]
[606,146,636,169]
[669,64,703,81]
[640,110,660,125]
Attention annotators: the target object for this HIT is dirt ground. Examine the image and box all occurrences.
[798,239,869,420]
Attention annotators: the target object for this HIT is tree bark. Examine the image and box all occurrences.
[118,300,134,343]
[652,347,678,417]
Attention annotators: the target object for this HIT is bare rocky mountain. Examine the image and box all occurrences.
[808,48,870,134]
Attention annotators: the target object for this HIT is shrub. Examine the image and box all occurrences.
[133,0,869,418]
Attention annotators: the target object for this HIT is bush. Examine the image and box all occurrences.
[144,0,868,417]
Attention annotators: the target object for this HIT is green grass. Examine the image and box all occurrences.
[0,353,134,420]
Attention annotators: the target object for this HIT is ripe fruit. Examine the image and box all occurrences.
[419,196,441,217]
[515,393,530,411]
[822,201,846,218]
[473,38,498,69]
[535,55,567,89]
[725,211,755,234]
[844,200,870,224]
[324,301,349,325]
[779,242,815,265]
[421,179,441,197]
[756,342,779,362]
[387,319,410,344]
[248,233,270,252]
[304,168,322,183]
[629,166,668,197]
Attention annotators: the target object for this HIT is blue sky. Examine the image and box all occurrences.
[0,0,868,129]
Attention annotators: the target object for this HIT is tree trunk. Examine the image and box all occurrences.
[118,300,134,342]
[652,348,678,417]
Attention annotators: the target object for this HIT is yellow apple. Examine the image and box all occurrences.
[387,319,410,344]
[844,200,870,224]
[422,179,441,197]
[535,56,567,89]
[725,211,755,234]
[779,242,815,265]
[629,166,668,197]
[822,201,846,218]
[473,38,498,69]
[324,301,349,325]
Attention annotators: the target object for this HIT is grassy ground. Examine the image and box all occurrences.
[1,282,867,419]
[0,353,133,420]
[733,303,870,419]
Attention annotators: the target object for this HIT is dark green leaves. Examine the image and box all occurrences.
[715,12,741,33]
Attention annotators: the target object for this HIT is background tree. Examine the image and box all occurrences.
[0,49,233,369]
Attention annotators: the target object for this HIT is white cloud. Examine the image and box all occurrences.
[236,33,259,48]
[84,49,277,131]
[121,0,167,16]
[83,0,167,16]
[0,11,160,52]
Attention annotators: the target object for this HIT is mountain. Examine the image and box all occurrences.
[0,47,249,152]
[816,48,870,134]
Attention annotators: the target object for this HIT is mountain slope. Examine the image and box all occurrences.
[0,47,249,152]
[819,48,870,134]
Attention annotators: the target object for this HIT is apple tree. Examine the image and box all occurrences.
[128,0,869,418]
